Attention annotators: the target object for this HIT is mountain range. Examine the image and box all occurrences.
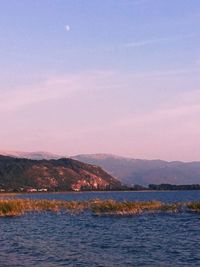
[1,151,200,186]
[73,154,200,186]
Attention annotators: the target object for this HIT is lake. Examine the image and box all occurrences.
[1,191,200,266]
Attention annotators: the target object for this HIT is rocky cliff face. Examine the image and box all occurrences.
[0,156,121,191]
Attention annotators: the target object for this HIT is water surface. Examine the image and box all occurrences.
[1,191,200,267]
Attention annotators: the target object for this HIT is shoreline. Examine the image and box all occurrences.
[1,189,200,196]
[1,189,200,197]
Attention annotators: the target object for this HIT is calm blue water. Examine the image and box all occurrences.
[1,191,200,267]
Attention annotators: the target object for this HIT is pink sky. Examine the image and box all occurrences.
[1,70,200,161]
[1,1,200,161]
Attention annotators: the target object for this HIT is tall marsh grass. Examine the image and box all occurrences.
[0,199,199,217]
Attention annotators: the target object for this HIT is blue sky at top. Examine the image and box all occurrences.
[1,0,200,77]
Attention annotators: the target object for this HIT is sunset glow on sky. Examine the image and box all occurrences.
[0,0,200,161]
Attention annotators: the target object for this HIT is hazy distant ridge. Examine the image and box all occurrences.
[0,150,63,160]
[73,154,200,186]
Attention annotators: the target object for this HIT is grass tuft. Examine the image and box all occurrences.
[187,202,200,212]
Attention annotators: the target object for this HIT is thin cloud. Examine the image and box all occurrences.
[133,0,153,5]
[125,38,168,48]
[0,71,115,112]
[0,67,197,112]
[124,34,196,48]
[122,0,153,5]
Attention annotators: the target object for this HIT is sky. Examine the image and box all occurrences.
[0,0,200,161]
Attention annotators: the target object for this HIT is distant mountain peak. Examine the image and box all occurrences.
[0,150,64,160]
[74,153,129,160]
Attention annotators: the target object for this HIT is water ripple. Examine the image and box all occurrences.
[1,191,200,266]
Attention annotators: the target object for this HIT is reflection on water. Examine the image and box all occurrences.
[1,191,200,267]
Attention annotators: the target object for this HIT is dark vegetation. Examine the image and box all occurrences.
[148,184,200,190]
[123,184,200,191]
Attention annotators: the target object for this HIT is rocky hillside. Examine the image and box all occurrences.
[0,156,121,191]
[73,154,200,186]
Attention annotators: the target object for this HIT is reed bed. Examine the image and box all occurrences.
[0,199,199,217]
[91,199,163,215]
[0,199,89,217]
[187,202,200,212]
